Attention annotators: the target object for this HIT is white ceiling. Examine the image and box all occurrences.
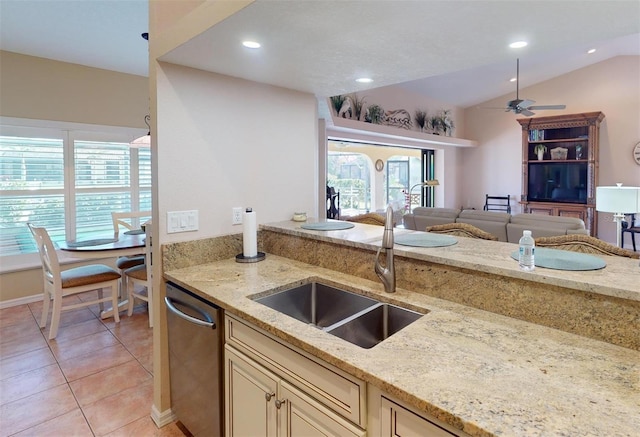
[1,1,639,108]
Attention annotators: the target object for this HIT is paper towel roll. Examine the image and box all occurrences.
[243,208,258,257]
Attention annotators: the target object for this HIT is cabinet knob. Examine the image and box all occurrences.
[265,392,275,402]
[275,399,287,409]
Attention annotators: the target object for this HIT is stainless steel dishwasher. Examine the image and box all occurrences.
[165,282,223,436]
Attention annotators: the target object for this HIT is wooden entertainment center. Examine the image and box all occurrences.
[518,111,605,236]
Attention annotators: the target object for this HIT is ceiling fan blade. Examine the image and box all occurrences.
[517,99,535,109]
[528,104,566,110]
[520,109,535,117]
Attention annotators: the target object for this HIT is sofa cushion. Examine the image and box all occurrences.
[507,214,587,242]
[403,207,460,230]
[455,210,510,241]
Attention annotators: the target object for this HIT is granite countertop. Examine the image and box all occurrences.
[165,253,640,437]
[262,220,640,303]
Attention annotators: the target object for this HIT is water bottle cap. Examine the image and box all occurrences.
[523,230,532,236]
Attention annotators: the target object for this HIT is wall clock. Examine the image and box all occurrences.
[634,141,640,165]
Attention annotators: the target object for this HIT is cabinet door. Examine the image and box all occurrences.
[380,397,458,437]
[280,380,365,437]
[225,346,278,437]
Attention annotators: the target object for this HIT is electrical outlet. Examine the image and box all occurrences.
[232,207,243,225]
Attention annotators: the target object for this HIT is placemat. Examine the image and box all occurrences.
[66,238,118,247]
[300,222,355,231]
[395,233,458,248]
[510,247,606,271]
[124,229,145,235]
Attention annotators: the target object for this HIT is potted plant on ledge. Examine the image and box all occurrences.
[534,144,547,160]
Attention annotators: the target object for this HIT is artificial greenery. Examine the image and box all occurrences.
[349,94,366,121]
[366,104,385,124]
[329,95,347,116]
[414,110,428,131]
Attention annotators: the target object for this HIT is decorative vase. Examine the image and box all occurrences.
[537,150,544,161]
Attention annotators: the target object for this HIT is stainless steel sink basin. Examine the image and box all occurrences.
[327,304,423,349]
[254,282,425,348]
[254,282,378,328]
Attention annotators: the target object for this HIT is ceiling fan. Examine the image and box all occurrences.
[504,58,566,117]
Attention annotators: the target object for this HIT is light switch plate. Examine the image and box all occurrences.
[167,210,199,233]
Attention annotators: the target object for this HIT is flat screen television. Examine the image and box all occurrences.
[527,162,588,204]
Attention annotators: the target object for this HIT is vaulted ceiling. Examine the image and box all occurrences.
[1,1,639,107]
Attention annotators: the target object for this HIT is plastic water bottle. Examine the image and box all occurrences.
[518,230,535,271]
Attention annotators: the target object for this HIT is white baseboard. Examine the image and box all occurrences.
[0,294,43,309]
[151,404,176,428]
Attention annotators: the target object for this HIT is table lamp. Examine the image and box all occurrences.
[595,183,640,247]
[406,179,439,211]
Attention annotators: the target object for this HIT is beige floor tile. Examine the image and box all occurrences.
[104,416,186,437]
[0,319,42,345]
[0,384,78,437]
[0,305,34,328]
[83,379,153,436]
[58,343,135,382]
[0,331,48,360]
[70,360,152,407]
[0,347,56,381]
[50,330,119,362]
[0,363,66,406]
[12,408,93,437]
[47,317,108,344]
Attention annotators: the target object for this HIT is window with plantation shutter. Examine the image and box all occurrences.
[0,119,150,257]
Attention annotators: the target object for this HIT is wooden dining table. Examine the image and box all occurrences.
[59,232,146,319]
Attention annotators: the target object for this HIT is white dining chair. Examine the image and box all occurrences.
[27,223,121,339]
[123,222,153,327]
[111,211,150,294]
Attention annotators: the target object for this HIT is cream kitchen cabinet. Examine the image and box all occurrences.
[368,386,468,437]
[225,314,366,437]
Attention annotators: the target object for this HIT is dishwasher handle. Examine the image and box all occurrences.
[165,296,216,329]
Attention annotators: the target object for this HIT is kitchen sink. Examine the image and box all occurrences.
[327,303,423,349]
[253,282,425,348]
[254,282,378,328]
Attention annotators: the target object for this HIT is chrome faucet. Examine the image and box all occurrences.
[375,206,396,293]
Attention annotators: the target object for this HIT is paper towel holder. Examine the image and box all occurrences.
[236,207,265,263]
[236,252,265,263]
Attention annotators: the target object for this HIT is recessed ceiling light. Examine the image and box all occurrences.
[510,77,517,82]
[356,77,373,83]
[242,41,261,49]
[509,41,528,49]
[587,48,596,54]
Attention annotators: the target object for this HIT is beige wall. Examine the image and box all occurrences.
[0,51,148,127]
[156,63,318,242]
[464,56,640,245]
[0,51,149,306]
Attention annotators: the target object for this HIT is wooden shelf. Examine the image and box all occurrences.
[529,159,589,164]
[528,138,589,144]
[328,117,477,149]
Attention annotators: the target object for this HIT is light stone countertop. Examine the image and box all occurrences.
[165,252,640,437]
[262,219,640,303]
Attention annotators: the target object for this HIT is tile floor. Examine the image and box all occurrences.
[0,293,184,437]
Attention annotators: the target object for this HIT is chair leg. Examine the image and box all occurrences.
[48,296,63,340]
[633,233,637,252]
[127,277,135,317]
[40,291,50,329]
[147,286,153,328]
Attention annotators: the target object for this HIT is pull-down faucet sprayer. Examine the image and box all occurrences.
[374,206,396,293]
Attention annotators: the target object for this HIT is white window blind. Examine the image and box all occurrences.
[0,121,150,257]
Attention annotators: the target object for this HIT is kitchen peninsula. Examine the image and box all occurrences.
[163,221,639,436]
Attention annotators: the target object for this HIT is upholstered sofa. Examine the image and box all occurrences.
[403,207,588,243]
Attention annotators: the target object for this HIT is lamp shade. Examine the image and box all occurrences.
[596,185,640,213]
[129,134,150,148]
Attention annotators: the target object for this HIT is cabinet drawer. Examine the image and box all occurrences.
[226,314,366,426]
